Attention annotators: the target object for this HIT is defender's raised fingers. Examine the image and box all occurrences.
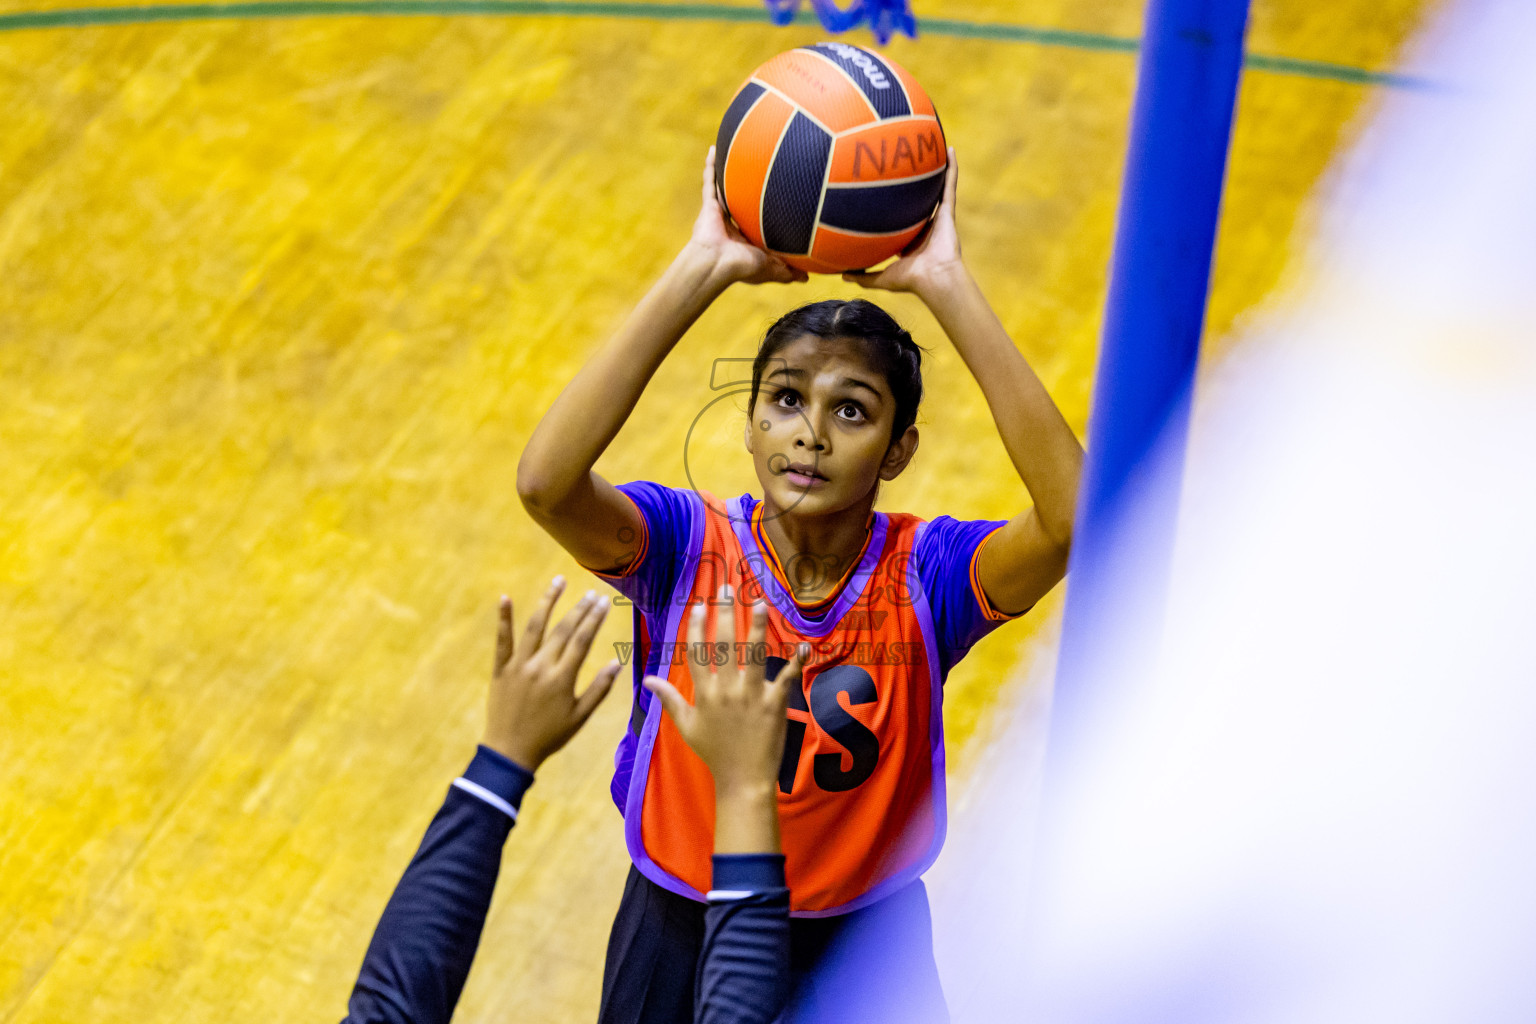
[574,659,622,725]
[687,600,711,669]
[766,642,809,710]
[556,595,612,673]
[742,600,770,684]
[714,584,736,662]
[522,575,566,655]
[747,599,768,645]
[545,591,596,662]
[494,596,515,676]
[643,674,691,730]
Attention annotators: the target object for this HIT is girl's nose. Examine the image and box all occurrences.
[794,428,827,452]
[791,411,826,452]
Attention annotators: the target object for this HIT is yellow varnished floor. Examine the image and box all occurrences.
[0,2,1434,1021]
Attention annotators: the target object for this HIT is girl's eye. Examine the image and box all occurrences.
[773,390,800,409]
[836,403,866,423]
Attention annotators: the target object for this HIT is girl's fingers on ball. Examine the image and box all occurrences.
[903,219,936,255]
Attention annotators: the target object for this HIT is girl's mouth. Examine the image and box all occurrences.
[784,461,828,489]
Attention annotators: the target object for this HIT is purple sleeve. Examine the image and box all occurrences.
[913,516,1026,680]
[593,481,696,616]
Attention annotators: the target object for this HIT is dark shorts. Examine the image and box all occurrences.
[598,865,950,1024]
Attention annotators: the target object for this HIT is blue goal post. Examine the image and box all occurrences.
[1052,0,1252,736]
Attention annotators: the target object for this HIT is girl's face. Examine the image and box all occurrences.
[745,334,918,519]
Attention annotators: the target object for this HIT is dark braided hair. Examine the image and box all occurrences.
[747,299,924,445]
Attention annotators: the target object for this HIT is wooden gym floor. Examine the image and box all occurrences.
[0,1,1435,1020]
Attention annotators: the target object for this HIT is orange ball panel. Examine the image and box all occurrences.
[885,55,937,118]
[721,90,795,249]
[751,50,880,134]
[828,118,946,186]
[811,224,927,273]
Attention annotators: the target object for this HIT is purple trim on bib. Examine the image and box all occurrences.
[911,520,950,882]
[727,494,888,639]
[788,520,949,918]
[623,488,709,903]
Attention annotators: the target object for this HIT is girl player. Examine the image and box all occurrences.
[517,147,1082,1023]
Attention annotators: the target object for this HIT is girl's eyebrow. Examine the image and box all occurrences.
[839,377,883,401]
[767,366,883,402]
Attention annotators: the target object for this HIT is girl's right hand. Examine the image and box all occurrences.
[686,146,809,286]
[842,146,964,300]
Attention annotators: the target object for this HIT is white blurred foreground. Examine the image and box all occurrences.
[933,0,1536,1020]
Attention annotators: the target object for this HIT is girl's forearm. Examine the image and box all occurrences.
[918,265,1083,546]
[517,245,732,510]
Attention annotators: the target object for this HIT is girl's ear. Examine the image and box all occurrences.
[743,416,755,454]
[879,426,919,481]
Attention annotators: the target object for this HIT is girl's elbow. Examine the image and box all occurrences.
[516,457,557,516]
[1043,515,1075,559]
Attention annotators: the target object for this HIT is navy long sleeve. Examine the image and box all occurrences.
[342,747,791,1024]
[341,746,533,1024]
[697,854,791,1024]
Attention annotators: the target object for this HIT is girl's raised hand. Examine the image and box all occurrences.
[842,146,963,298]
[687,146,809,287]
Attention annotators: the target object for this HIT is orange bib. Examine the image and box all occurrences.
[621,492,947,917]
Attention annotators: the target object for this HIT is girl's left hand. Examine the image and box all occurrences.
[843,146,963,297]
[688,146,809,287]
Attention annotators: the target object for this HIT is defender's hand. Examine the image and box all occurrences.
[642,586,807,799]
[483,578,621,771]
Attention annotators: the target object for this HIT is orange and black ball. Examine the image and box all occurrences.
[715,42,947,274]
